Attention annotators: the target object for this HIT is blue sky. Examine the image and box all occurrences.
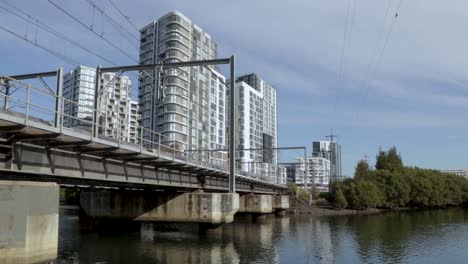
[1,0,468,176]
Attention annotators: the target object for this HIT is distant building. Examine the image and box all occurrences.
[295,156,331,192]
[312,141,342,181]
[63,65,137,143]
[285,164,296,183]
[440,169,468,179]
[278,166,287,185]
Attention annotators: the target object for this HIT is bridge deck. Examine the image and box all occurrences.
[0,109,287,193]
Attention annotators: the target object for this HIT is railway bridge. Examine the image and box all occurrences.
[0,59,289,263]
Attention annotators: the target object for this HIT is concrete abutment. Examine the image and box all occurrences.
[0,181,59,264]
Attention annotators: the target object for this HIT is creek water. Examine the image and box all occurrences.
[55,208,468,264]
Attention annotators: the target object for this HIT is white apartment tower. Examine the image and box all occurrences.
[138,11,226,164]
[63,65,137,143]
[231,73,283,183]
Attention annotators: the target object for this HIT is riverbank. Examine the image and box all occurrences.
[288,201,381,216]
[287,196,467,217]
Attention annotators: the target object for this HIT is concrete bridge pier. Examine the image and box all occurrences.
[237,194,273,222]
[0,181,59,264]
[79,189,239,234]
[273,195,290,216]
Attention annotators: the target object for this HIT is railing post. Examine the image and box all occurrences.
[3,82,10,110]
[25,84,30,124]
[60,97,65,133]
[54,67,63,128]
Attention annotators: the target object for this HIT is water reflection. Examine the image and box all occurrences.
[56,208,468,264]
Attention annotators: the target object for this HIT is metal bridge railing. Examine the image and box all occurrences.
[0,75,286,185]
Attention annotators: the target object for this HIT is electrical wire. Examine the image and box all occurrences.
[331,0,354,124]
[0,24,80,66]
[357,0,405,120]
[82,0,139,49]
[106,0,139,32]
[0,0,117,66]
[48,0,137,63]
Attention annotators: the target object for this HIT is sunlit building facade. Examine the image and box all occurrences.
[138,11,226,165]
[63,65,136,143]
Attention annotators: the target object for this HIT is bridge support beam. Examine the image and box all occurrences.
[0,181,59,263]
[79,189,239,228]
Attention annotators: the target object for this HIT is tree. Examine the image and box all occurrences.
[355,160,373,181]
[375,146,403,172]
[406,168,433,207]
[332,186,348,209]
[343,179,360,209]
[375,170,410,208]
[355,181,383,209]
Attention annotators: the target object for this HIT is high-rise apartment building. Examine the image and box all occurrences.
[295,156,331,192]
[138,11,226,164]
[63,65,137,142]
[312,141,342,180]
[230,73,284,183]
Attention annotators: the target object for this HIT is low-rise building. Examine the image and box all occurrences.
[295,156,331,192]
[440,169,468,179]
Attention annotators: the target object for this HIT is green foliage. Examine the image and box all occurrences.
[331,184,348,209]
[342,179,360,209]
[297,188,310,202]
[289,183,298,194]
[375,170,410,208]
[355,181,383,209]
[354,160,373,181]
[375,146,403,172]
[330,146,468,210]
[318,192,331,201]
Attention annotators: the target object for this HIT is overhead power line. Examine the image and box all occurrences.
[372,0,405,77]
[48,0,138,63]
[106,0,140,32]
[0,0,117,66]
[0,24,80,66]
[332,0,354,121]
[356,0,405,120]
[82,0,139,47]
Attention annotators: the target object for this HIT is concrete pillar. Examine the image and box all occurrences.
[273,195,289,215]
[0,181,59,264]
[80,190,239,225]
[238,194,273,214]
